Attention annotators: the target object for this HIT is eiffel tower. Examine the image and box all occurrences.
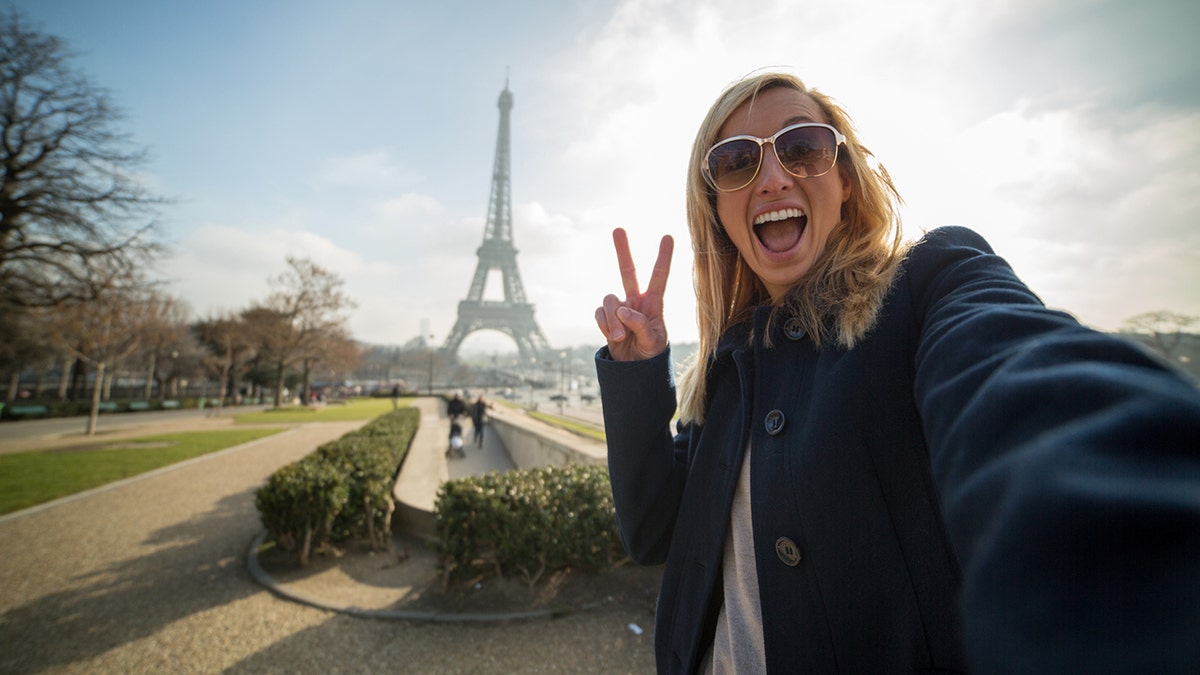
[442,81,552,362]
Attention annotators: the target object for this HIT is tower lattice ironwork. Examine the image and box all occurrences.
[442,82,551,361]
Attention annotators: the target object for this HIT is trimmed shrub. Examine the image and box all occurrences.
[434,464,627,587]
[318,433,409,549]
[255,407,419,564]
[255,457,349,566]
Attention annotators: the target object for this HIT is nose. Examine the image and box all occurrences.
[754,142,792,193]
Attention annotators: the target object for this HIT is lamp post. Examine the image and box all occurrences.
[528,356,537,408]
[426,334,435,396]
[558,351,567,413]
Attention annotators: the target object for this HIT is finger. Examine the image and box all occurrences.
[612,228,641,300]
[601,294,626,340]
[645,235,674,297]
[616,305,646,337]
[594,306,617,341]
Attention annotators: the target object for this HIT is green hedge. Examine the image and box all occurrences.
[256,459,350,565]
[0,397,207,421]
[434,464,627,587]
[255,407,419,565]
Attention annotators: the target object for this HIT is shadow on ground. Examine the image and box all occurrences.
[256,530,664,618]
[0,491,262,673]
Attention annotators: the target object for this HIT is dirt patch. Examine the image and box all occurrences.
[256,531,663,619]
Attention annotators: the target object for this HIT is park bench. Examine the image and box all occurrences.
[97,401,119,412]
[6,404,49,417]
[161,400,181,409]
[128,401,151,411]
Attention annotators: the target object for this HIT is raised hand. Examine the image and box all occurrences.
[594,228,674,361]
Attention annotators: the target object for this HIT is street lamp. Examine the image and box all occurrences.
[528,356,537,409]
[426,334,435,396]
[559,351,567,413]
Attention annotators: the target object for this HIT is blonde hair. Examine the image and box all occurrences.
[677,71,906,424]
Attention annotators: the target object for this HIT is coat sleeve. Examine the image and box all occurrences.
[909,226,1200,673]
[595,346,689,565]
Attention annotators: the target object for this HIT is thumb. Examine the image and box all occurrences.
[616,306,645,334]
[617,306,657,349]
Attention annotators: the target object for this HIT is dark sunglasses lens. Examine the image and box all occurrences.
[708,140,761,191]
[775,126,837,178]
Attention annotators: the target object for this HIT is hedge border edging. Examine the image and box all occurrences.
[244,530,612,622]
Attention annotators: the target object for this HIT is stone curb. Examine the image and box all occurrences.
[245,530,610,623]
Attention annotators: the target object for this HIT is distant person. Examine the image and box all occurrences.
[593,70,1200,672]
[470,395,491,448]
[391,384,400,410]
[447,391,467,420]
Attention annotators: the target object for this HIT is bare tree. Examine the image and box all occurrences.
[0,303,51,400]
[244,256,356,407]
[1123,310,1198,361]
[43,266,153,434]
[136,292,193,399]
[0,9,165,310]
[300,326,361,400]
[195,312,255,417]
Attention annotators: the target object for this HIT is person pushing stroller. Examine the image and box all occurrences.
[446,391,468,459]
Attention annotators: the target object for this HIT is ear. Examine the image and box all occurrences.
[839,165,852,203]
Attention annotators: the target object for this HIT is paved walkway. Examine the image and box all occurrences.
[393,398,516,516]
[0,400,657,673]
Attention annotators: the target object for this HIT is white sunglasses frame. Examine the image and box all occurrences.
[702,122,847,192]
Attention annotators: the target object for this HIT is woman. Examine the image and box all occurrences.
[470,394,490,447]
[594,71,1200,673]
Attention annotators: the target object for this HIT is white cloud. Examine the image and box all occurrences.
[894,96,1200,332]
[162,223,411,339]
[315,150,419,189]
[372,193,442,221]
[62,0,1198,352]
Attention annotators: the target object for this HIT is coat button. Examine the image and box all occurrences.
[764,409,785,435]
[784,318,806,340]
[775,537,802,566]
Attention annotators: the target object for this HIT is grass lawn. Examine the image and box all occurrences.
[527,410,607,442]
[232,397,411,425]
[490,398,608,441]
[0,427,285,516]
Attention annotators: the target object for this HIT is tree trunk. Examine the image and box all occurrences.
[34,364,47,399]
[215,363,229,417]
[274,360,286,408]
[5,371,18,401]
[86,361,105,436]
[57,358,71,400]
[365,494,376,550]
[300,522,314,567]
[143,352,156,400]
[70,358,84,401]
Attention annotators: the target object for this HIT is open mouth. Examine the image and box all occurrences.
[753,208,807,253]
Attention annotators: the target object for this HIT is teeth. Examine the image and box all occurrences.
[753,208,804,226]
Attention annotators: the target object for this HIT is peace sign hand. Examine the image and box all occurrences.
[594,228,674,362]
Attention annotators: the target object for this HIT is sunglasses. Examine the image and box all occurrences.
[703,122,847,192]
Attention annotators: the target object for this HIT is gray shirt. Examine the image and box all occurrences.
[704,442,767,673]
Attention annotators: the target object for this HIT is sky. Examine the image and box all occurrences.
[12,0,1200,356]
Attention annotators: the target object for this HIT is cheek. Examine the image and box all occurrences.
[716,194,744,234]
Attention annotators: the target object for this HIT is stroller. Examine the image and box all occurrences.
[446,417,466,459]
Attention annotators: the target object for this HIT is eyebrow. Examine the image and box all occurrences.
[783,115,818,126]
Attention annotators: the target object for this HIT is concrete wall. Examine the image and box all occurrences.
[391,402,607,542]
[487,406,607,469]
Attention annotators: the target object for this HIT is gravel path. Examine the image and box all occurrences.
[0,416,657,674]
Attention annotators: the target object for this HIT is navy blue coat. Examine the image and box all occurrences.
[596,227,1200,673]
